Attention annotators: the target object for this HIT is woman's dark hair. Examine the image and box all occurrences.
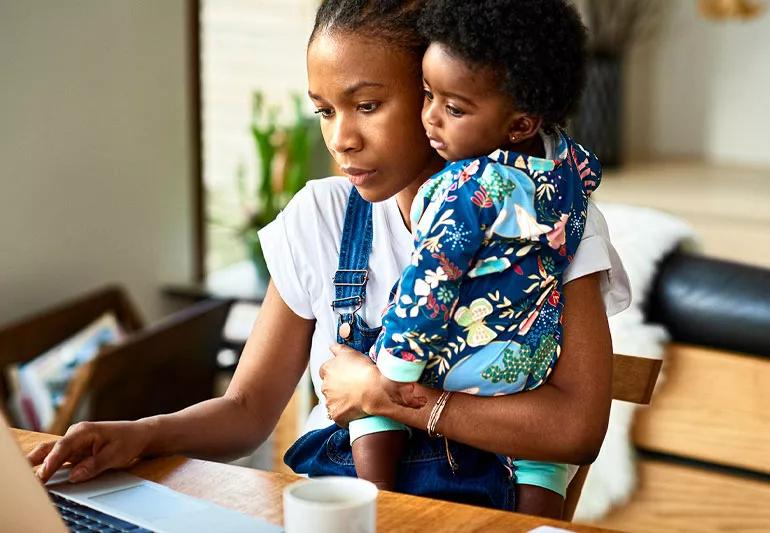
[310,0,427,60]
[418,0,588,127]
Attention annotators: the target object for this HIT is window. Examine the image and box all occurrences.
[200,0,320,273]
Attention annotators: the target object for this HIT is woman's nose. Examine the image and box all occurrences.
[328,115,362,154]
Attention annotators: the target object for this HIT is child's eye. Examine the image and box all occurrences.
[357,102,380,113]
[423,89,434,102]
[314,107,334,119]
[446,104,464,117]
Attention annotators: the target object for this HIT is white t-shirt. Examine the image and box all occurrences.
[258,177,631,435]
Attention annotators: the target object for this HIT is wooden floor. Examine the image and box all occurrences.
[594,160,770,269]
[594,459,770,533]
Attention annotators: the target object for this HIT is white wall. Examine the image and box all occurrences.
[623,3,770,165]
[707,15,770,164]
[0,0,195,324]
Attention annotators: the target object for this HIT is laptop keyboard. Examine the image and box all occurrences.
[50,492,154,533]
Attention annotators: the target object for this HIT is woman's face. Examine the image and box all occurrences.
[307,31,442,202]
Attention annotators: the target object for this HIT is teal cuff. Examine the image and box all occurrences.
[349,416,409,444]
[376,348,425,382]
[513,460,570,498]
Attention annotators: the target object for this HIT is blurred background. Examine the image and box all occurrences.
[1,1,768,532]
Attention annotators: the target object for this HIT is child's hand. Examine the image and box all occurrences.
[379,375,428,409]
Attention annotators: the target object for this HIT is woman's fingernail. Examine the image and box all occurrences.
[70,467,87,481]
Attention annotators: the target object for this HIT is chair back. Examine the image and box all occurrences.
[0,285,143,368]
[562,353,662,521]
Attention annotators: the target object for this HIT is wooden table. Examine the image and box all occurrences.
[14,429,616,533]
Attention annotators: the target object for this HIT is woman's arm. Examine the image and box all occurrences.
[32,282,315,481]
[322,273,612,465]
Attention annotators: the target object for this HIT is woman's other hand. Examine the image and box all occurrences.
[27,420,151,483]
[319,344,382,425]
[379,376,428,410]
[320,344,377,425]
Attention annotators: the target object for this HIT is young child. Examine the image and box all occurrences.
[349,0,601,517]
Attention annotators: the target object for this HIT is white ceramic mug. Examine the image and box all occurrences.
[283,476,378,533]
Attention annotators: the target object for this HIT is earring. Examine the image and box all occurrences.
[510,134,517,143]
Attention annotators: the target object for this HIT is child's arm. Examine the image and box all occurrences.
[516,484,564,519]
[348,162,495,444]
[351,429,407,491]
[347,163,491,443]
[513,460,570,518]
[374,161,496,384]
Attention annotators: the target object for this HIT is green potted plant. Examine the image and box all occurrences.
[238,91,320,282]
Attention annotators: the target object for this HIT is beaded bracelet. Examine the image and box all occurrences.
[427,391,453,438]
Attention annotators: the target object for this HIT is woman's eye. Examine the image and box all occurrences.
[446,104,464,118]
[357,102,379,113]
[423,89,433,101]
[314,108,334,119]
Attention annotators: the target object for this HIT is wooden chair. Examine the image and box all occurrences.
[562,352,662,521]
[0,286,230,434]
[0,285,144,423]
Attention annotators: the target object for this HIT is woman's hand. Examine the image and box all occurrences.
[320,344,428,425]
[379,376,428,410]
[28,420,152,483]
[319,344,377,425]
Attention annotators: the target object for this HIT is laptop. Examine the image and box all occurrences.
[1,414,282,533]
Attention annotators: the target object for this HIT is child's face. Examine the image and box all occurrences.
[307,31,443,203]
[421,43,518,161]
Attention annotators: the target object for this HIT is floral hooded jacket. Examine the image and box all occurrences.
[371,128,602,394]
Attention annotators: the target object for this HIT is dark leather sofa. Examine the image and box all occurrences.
[648,251,770,358]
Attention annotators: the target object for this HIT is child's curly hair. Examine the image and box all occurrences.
[418,0,587,127]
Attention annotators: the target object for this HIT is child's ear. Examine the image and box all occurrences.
[507,114,543,144]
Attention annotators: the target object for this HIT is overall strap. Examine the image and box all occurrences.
[332,187,373,313]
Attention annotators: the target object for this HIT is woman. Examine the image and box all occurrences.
[30,0,628,519]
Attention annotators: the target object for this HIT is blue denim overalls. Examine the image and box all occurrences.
[283,188,517,511]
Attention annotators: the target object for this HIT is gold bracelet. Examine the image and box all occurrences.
[427,391,453,438]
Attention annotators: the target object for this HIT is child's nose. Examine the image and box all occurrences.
[423,101,440,128]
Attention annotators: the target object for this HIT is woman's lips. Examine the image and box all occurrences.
[341,166,377,186]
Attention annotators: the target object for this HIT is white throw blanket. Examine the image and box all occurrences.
[573,202,696,521]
